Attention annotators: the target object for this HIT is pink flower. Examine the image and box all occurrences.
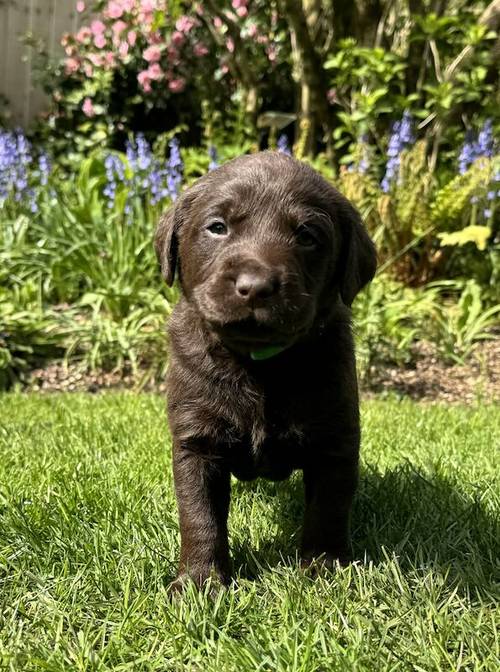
[168,77,186,93]
[167,46,179,64]
[107,1,124,19]
[76,27,92,43]
[140,0,155,11]
[112,20,127,35]
[94,34,106,49]
[127,30,137,46]
[236,6,248,18]
[193,42,208,57]
[82,97,95,117]
[147,63,163,80]
[91,20,106,35]
[232,0,247,8]
[119,41,129,58]
[226,37,234,53]
[88,53,105,67]
[213,17,223,29]
[61,33,70,47]
[247,23,257,38]
[65,57,79,74]
[175,16,196,33]
[143,45,162,62]
[138,70,152,92]
[171,31,185,46]
[220,64,229,75]
[83,62,93,77]
[76,1,86,13]
[104,51,116,68]
[267,46,276,62]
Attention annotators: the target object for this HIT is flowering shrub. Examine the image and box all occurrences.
[38,0,291,154]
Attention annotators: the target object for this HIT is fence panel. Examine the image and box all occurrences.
[0,0,81,127]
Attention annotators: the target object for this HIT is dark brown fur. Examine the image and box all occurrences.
[155,151,377,589]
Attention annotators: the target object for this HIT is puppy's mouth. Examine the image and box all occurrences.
[209,317,304,360]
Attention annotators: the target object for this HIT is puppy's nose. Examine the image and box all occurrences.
[235,270,279,301]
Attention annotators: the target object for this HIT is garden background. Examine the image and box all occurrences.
[0,2,499,669]
[0,0,499,396]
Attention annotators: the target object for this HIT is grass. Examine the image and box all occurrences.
[0,393,498,671]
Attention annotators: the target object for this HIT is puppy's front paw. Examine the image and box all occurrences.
[300,549,352,576]
[167,565,231,597]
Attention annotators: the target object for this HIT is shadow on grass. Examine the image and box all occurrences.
[231,463,499,594]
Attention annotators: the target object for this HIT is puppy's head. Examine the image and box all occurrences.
[155,151,376,356]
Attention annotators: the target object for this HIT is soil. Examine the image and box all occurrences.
[25,340,500,405]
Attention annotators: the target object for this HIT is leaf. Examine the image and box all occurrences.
[438,226,492,251]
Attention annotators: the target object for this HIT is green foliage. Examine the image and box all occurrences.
[325,40,408,154]
[1,140,498,388]
[0,149,180,386]
[340,146,499,289]
[428,280,500,364]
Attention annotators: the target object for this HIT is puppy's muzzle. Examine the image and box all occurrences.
[228,259,281,305]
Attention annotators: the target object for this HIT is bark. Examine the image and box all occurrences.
[282,0,334,157]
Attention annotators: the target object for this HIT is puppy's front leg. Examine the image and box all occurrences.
[301,453,358,569]
[170,439,231,591]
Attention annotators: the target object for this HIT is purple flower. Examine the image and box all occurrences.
[458,119,496,174]
[381,111,414,193]
[166,137,183,201]
[103,154,126,208]
[277,134,292,156]
[136,134,152,172]
[476,119,494,158]
[208,145,218,171]
[484,208,492,218]
[458,131,477,175]
[38,152,51,186]
[0,129,37,209]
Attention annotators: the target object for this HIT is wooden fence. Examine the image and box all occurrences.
[0,0,82,127]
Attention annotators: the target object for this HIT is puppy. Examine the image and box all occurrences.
[155,151,376,590]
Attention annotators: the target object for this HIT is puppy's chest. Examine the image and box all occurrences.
[222,385,309,480]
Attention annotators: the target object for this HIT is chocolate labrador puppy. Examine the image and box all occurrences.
[155,151,376,590]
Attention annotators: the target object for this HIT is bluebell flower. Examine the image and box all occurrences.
[277,134,292,156]
[38,152,51,186]
[381,111,414,193]
[476,119,494,158]
[208,145,219,171]
[103,154,126,209]
[0,129,37,208]
[458,131,477,175]
[484,208,492,218]
[136,134,152,172]
[458,120,496,174]
[166,137,183,201]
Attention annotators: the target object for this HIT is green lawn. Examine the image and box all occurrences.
[0,394,498,671]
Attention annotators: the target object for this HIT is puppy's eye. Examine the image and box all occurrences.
[295,226,317,248]
[206,220,228,236]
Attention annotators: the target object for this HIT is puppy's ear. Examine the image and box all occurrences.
[154,206,178,286]
[337,199,377,306]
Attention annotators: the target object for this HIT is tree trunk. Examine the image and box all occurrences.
[282,0,334,157]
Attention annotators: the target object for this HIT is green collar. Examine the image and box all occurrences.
[250,344,288,361]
